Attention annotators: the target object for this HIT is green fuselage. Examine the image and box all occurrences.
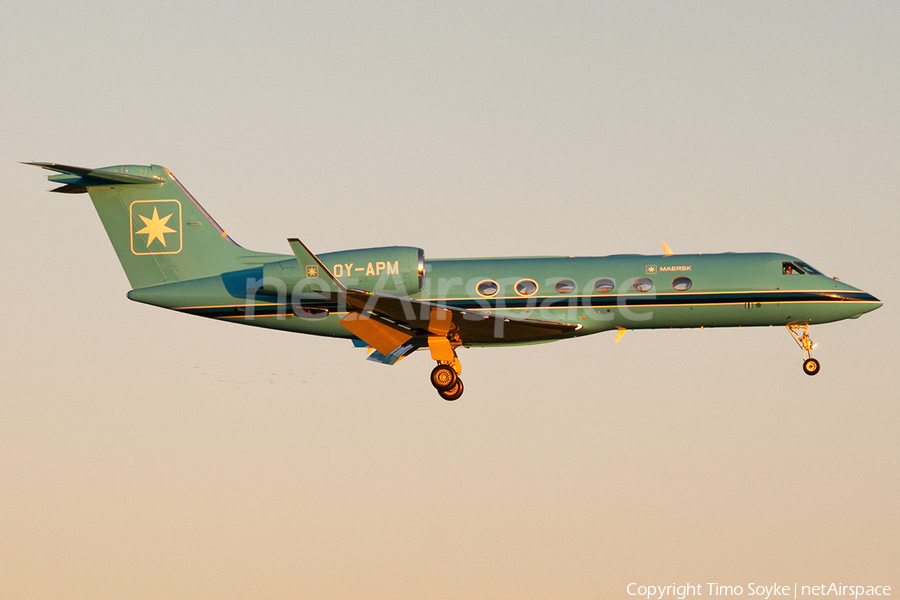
[128,250,881,346]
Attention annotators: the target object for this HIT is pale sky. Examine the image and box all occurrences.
[2,2,898,599]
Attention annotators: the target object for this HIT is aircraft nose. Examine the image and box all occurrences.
[868,293,882,310]
[852,291,882,317]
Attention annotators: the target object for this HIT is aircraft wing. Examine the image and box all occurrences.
[342,287,580,345]
[286,238,580,356]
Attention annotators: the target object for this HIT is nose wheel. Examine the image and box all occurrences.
[788,324,820,376]
[803,357,820,376]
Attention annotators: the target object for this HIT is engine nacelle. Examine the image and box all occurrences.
[262,246,425,296]
[320,246,425,294]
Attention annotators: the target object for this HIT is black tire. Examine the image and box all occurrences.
[430,365,458,391]
[438,378,464,401]
[803,358,820,376]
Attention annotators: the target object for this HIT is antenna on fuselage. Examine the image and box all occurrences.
[662,242,674,256]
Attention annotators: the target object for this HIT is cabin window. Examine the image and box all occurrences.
[794,261,821,275]
[515,279,538,296]
[782,262,805,275]
[593,278,615,293]
[476,279,499,297]
[633,277,653,292]
[672,277,692,291]
[555,279,576,294]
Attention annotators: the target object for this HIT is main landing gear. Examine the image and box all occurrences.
[429,336,464,400]
[787,324,820,376]
[430,363,464,400]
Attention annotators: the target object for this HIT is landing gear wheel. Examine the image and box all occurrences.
[803,358,820,376]
[437,378,464,401]
[430,364,458,391]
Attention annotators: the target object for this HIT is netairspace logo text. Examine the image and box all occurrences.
[626,582,892,600]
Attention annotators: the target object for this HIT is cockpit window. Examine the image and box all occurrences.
[794,261,821,275]
[782,262,805,275]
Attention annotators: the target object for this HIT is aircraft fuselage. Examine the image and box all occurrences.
[128,250,880,343]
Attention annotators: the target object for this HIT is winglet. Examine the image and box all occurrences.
[286,238,346,292]
[662,242,674,256]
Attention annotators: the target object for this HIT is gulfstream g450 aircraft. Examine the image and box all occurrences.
[30,162,882,400]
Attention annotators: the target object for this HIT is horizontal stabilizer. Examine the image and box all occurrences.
[48,183,90,194]
[25,162,163,193]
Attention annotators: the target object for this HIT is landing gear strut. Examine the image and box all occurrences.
[787,324,820,376]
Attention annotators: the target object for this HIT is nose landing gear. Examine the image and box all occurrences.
[787,324,820,376]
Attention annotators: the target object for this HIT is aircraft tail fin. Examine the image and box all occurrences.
[28,162,252,289]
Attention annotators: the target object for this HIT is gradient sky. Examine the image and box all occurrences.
[2,2,898,599]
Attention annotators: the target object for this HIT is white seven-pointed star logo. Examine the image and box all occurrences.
[136,206,176,247]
